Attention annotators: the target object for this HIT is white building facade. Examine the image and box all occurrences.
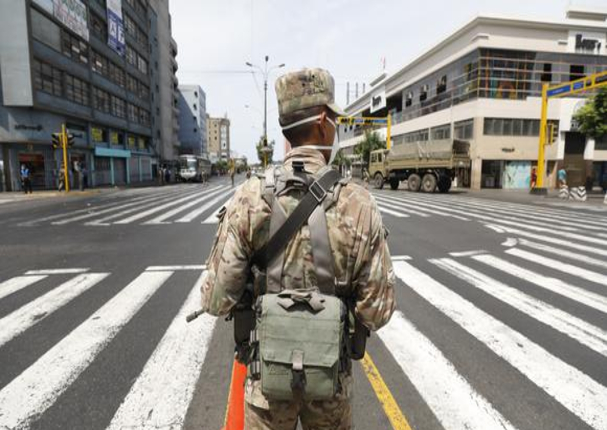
[341,6,607,190]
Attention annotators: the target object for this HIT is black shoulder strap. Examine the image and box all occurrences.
[252,168,341,269]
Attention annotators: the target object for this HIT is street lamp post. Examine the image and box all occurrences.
[246,56,284,168]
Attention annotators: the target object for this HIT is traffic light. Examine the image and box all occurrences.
[547,123,558,144]
[52,133,61,149]
[67,133,75,147]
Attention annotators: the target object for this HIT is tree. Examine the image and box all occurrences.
[355,131,386,168]
[256,136,274,165]
[574,87,607,139]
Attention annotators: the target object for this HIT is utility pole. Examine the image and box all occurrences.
[246,56,284,168]
[61,124,70,192]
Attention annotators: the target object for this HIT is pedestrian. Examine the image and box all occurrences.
[20,164,33,194]
[229,165,235,188]
[82,163,88,189]
[58,168,65,191]
[362,168,370,189]
[530,167,537,189]
[164,166,170,184]
[199,68,395,430]
[558,167,567,188]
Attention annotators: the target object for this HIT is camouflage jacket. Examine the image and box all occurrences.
[200,147,395,331]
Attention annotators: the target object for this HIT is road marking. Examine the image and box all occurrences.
[201,199,231,224]
[143,186,226,224]
[107,274,217,430]
[25,268,89,275]
[449,250,487,257]
[146,265,206,271]
[0,275,48,301]
[518,239,607,270]
[376,205,410,218]
[391,255,412,261]
[432,258,607,357]
[473,253,607,315]
[174,189,236,223]
[375,195,469,221]
[502,238,518,247]
[0,273,109,348]
[506,248,607,286]
[114,190,218,224]
[0,270,173,430]
[392,260,607,430]
[360,352,413,430]
[485,224,506,233]
[373,197,430,217]
[378,312,516,430]
[484,224,607,257]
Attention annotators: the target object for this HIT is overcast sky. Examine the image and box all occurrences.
[170,0,605,163]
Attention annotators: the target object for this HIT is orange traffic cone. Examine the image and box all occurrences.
[221,359,247,430]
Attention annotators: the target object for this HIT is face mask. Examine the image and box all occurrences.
[282,115,339,164]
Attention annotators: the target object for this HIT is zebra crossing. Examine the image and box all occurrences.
[1,225,606,430]
[17,184,235,227]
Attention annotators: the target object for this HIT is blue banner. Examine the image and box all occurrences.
[107,0,125,56]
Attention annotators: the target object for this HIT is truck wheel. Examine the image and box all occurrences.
[374,173,384,189]
[389,178,400,190]
[408,174,421,192]
[438,176,451,193]
[421,173,437,193]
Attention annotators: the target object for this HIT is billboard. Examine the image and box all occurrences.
[32,0,89,41]
[107,0,125,56]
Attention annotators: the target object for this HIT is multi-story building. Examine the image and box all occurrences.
[206,115,230,163]
[340,6,607,190]
[177,85,206,156]
[0,0,179,191]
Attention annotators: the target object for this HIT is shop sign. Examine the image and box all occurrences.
[369,87,386,114]
[107,0,125,56]
[52,0,89,41]
[501,147,515,153]
[568,31,605,55]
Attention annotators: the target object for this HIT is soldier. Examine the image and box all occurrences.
[199,68,395,430]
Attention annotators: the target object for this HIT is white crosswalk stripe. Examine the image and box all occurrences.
[17,184,235,227]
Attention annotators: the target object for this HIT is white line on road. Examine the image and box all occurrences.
[175,189,236,223]
[473,253,607,316]
[392,260,607,430]
[201,199,231,224]
[0,273,109,348]
[143,187,227,224]
[506,248,607,286]
[376,204,410,218]
[432,258,607,357]
[0,275,48,301]
[378,311,517,430]
[145,265,206,271]
[502,238,518,247]
[107,274,216,430]
[518,239,607,270]
[449,250,488,257]
[391,255,412,261]
[372,197,430,217]
[25,268,89,275]
[375,195,468,220]
[0,270,174,430]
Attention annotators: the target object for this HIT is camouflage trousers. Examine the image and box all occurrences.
[244,373,353,430]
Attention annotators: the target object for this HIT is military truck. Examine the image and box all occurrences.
[369,138,470,192]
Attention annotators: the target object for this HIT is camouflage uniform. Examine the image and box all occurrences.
[200,69,395,430]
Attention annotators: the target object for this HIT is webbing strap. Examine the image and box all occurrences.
[252,168,341,270]
[308,204,335,295]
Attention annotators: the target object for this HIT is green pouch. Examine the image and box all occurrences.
[257,289,344,401]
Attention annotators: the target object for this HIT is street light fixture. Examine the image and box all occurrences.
[246,56,285,167]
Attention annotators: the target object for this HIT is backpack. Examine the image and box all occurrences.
[247,162,348,401]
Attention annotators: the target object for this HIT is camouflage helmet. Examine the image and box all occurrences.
[275,68,345,127]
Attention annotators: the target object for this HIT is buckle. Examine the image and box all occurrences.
[309,181,326,202]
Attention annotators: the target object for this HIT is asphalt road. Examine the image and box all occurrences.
[0,175,606,430]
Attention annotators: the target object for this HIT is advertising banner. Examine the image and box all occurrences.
[107,0,125,56]
[52,0,89,41]
[32,0,53,14]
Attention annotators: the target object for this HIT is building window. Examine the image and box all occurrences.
[419,85,428,102]
[31,8,61,51]
[90,11,107,41]
[91,51,109,77]
[137,55,148,75]
[93,87,110,113]
[405,92,413,108]
[484,118,555,137]
[91,126,107,142]
[139,82,149,100]
[111,95,126,118]
[569,65,585,82]
[65,74,89,106]
[128,103,138,123]
[61,31,88,65]
[454,119,474,140]
[193,103,197,110]
[124,13,137,37]
[596,135,607,150]
[541,63,552,83]
[109,63,125,88]
[437,75,447,94]
[32,59,63,97]
[127,74,138,94]
[126,45,137,67]
[139,109,150,126]
[431,124,451,140]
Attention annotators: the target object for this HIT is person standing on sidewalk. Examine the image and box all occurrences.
[20,164,33,194]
